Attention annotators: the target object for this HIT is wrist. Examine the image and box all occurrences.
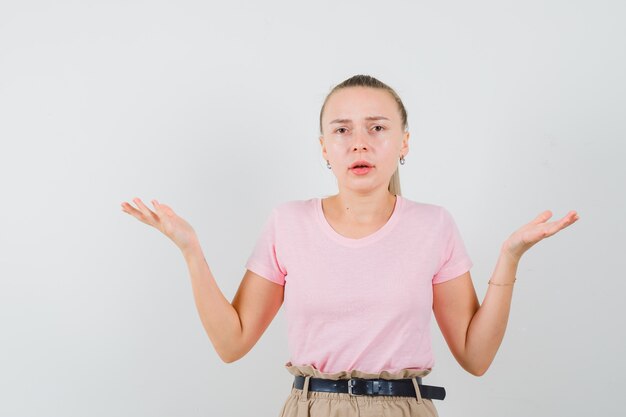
[486,244,521,287]
[488,277,517,286]
[500,242,521,266]
[180,238,202,259]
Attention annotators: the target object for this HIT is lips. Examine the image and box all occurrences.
[350,160,373,169]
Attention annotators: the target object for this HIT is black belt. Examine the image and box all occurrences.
[293,375,446,400]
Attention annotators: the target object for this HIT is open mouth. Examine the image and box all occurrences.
[351,166,373,175]
[350,159,374,169]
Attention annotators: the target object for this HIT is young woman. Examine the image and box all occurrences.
[121,74,579,417]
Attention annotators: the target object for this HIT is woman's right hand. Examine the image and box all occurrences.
[121,197,199,252]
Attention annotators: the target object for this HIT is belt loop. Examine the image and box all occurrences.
[299,376,310,401]
[297,376,311,417]
[299,376,311,401]
[411,377,423,405]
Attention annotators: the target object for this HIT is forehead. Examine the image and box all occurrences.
[323,87,398,123]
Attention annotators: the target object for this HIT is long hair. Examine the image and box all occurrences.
[319,74,408,196]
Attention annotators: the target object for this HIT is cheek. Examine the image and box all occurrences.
[378,139,400,156]
[327,142,345,155]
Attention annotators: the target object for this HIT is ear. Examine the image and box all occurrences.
[400,131,409,156]
[319,135,327,160]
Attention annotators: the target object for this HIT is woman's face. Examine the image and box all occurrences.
[319,87,409,195]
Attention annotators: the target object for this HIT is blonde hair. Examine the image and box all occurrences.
[319,74,408,196]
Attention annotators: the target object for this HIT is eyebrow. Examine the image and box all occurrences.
[329,116,391,124]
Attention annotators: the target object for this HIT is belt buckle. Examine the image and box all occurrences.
[347,379,357,396]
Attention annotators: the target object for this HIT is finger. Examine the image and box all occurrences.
[133,197,159,223]
[121,201,143,217]
[151,199,162,216]
[531,210,553,225]
[543,212,579,236]
[121,201,156,227]
[557,211,579,229]
[157,202,176,217]
[151,199,175,219]
[564,210,578,221]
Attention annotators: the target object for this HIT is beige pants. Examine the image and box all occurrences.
[279,362,440,417]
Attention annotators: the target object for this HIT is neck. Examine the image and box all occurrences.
[330,190,397,224]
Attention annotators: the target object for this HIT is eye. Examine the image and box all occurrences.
[373,125,385,132]
[335,127,348,134]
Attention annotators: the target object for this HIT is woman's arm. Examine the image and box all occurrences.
[121,198,284,363]
[183,242,284,363]
[433,209,579,376]
[433,247,518,376]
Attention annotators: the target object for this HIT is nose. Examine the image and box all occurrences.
[351,128,369,151]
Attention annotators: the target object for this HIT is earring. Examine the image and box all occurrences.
[399,155,406,165]
[326,160,331,169]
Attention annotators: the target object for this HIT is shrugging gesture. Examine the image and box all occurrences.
[502,209,580,263]
[433,208,580,376]
[121,197,199,252]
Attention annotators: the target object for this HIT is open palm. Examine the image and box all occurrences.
[503,210,580,262]
[121,198,198,251]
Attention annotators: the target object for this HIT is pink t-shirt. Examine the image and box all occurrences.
[244,194,473,374]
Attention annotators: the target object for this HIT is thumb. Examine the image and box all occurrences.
[153,200,175,217]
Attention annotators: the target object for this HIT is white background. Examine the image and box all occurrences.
[1,1,624,416]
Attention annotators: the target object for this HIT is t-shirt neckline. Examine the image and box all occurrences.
[315,194,404,248]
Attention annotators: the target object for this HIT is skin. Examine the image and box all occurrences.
[318,87,409,233]
[120,86,580,372]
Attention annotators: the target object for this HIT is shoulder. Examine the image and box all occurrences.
[272,197,314,212]
[399,197,463,235]
[268,197,317,221]
[400,195,449,220]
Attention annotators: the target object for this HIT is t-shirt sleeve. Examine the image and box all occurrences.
[245,207,287,286]
[432,207,473,284]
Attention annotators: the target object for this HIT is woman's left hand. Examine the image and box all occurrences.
[503,210,580,263]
